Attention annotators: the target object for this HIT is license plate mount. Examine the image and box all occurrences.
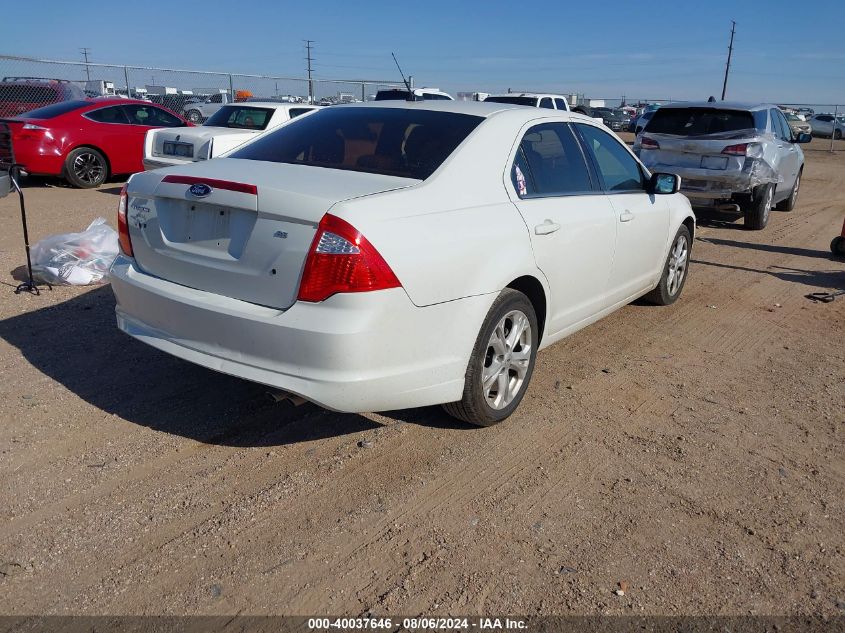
[163,141,193,158]
[701,155,728,170]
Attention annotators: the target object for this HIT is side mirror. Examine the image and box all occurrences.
[650,172,681,195]
[794,132,811,144]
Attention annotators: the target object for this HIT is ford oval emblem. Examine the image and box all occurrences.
[189,183,212,197]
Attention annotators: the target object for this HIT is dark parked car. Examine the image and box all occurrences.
[593,107,627,131]
[0,77,87,118]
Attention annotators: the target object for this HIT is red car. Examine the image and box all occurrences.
[3,98,191,188]
[0,77,87,118]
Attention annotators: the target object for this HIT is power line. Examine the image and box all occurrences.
[304,40,314,103]
[80,47,91,81]
[721,20,736,100]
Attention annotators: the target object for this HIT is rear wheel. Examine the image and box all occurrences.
[743,183,773,230]
[835,129,842,140]
[186,109,202,123]
[776,168,802,212]
[64,147,107,188]
[832,236,845,257]
[442,289,538,426]
[644,225,691,306]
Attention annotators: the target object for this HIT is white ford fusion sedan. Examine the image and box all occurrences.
[110,101,695,426]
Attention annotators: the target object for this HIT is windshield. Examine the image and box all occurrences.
[204,105,275,130]
[784,113,799,121]
[484,96,537,107]
[646,108,756,136]
[229,106,483,180]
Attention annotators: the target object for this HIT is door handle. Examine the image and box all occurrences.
[534,219,561,235]
[620,210,635,222]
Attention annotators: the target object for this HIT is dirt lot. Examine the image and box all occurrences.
[0,136,843,617]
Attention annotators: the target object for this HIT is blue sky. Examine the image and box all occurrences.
[3,0,844,104]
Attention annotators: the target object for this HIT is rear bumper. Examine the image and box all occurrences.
[142,156,195,171]
[109,256,495,412]
[649,165,755,200]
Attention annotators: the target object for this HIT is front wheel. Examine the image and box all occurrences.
[832,235,845,257]
[64,147,108,188]
[644,225,692,306]
[186,109,202,123]
[835,129,842,140]
[442,289,538,426]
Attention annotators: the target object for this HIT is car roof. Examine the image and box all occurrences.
[659,101,773,112]
[223,101,318,109]
[486,93,568,99]
[83,97,155,107]
[332,100,603,125]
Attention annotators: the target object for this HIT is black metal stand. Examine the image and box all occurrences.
[8,165,50,295]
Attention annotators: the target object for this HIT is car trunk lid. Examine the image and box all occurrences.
[127,158,417,310]
[149,127,256,161]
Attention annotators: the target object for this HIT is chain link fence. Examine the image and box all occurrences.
[0,54,404,120]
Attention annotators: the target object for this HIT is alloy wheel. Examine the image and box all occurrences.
[481,310,532,410]
[666,233,689,296]
[72,152,105,185]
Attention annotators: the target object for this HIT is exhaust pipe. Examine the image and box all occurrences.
[267,389,308,406]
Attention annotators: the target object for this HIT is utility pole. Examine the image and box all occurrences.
[80,47,91,81]
[721,21,736,101]
[304,40,314,104]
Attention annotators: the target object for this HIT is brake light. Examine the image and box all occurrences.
[721,143,748,156]
[117,184,133,257]
[640,136,660,150]
[298,214,400,303]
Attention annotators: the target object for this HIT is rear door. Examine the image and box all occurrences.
[508,122,617,335]
[770,108,801,198]
[574,122,668,301]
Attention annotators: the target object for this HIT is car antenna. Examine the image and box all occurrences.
[391,52,418,102]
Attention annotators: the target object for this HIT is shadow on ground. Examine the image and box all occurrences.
[0,286,460,447]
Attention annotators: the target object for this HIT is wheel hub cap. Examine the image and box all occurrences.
[666,234,689,296]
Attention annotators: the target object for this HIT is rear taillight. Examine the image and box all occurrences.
[297,214,400,303]
[640,136,659,150]
[721,143,748,156]
[117,184,133,257]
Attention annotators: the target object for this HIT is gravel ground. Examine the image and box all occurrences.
[0,136,843,617]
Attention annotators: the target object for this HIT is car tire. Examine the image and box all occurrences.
[64,147,108,189]
[644,225,692,306]
[742,183,773,230]
[186,109,202,123]
[442,289,538,427]
[835,130,842,140]
[776,167,802,212]
[832,235,845,257]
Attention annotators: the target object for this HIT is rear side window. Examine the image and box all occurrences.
[11,100,89,119]
[554,98,568,110]
[229,107,483,180]
[647,108,756,136]
[514,123,593,196]
[539,98,554,109]
[85,106,130,124]
[289,107,315,118]
[575,124,644,192]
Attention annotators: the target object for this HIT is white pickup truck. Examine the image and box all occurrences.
[143,102,318,170]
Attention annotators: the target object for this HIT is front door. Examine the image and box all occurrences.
[573,122,669,302]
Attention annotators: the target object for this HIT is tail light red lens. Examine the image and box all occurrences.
[640,136,660,150]
[298,214,401,303]
[117,184,133,257]
[721,143,748,156]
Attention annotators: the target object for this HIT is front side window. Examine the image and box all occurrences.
[513,123,593,197]
[539,98,554,109]
[205,106,274,129]
[554,98,568,110]
[229,107,483,180]
[575,124,644,192]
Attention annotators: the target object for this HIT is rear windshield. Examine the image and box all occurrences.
[0,84,60,104]
[205,105,275,130]
[13,100,89,119]
[230,107,483,180]
[484,96,537,107]
[647,108,756,136]
[374,90,411,101]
